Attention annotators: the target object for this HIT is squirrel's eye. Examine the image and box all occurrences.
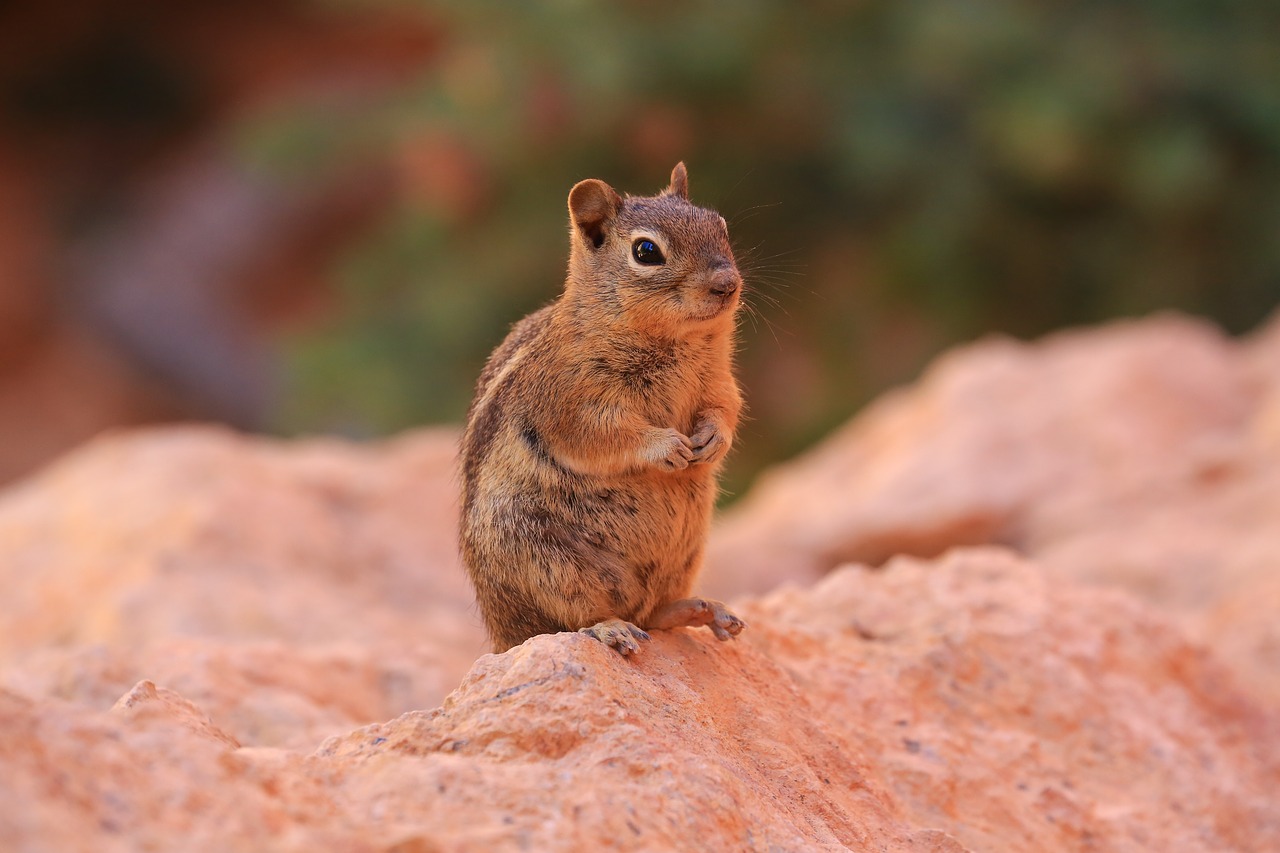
[631,239,665,266]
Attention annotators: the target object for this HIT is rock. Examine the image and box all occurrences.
[2,550,1277,851]
[705,311,1280,705]
[111,679,242,749]
[318,551,1279,852]
[1,312,1279,850]
[0,425,486,749]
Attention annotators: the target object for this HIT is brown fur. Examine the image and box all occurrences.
[459,163,747,655]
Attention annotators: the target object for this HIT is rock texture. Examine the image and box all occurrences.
[0,426,486,750]
[314,551,1278,853]
[1,312,1279,851]
[706,311,1280,705]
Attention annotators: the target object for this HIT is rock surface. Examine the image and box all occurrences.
[1,312,1278,851]
[0,426,486,750]
[706,311,1280,705]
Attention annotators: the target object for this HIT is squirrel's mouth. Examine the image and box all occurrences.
[691,291,740,321]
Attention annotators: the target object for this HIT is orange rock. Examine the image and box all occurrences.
[706,312,1280,705]
[1,313,1278,850]
[2,550,1277,850]
[111,679,242,749]
[0,425,486,749]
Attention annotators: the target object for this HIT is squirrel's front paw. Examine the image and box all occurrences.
[689,418,731,465]
[642,427,695,471]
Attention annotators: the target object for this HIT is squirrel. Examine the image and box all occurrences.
[459,162,746,655]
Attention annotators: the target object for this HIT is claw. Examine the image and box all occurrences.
[712,608,745,640]
[688,417,730,465]
[580,619,651,656]
[646,597,746,642]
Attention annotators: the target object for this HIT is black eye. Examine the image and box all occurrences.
[631,238,665,266]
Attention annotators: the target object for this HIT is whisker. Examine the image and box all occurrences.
[739,300,786,347]
[723,168,757,199]
[728,201,785,226]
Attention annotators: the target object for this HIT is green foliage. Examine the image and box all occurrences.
[259,0,1280,494]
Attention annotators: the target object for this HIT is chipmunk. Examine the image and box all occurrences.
[459,162,746,656]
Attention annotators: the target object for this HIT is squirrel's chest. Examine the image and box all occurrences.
[590,342,704,413]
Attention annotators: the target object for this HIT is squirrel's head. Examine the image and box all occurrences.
[565,163,741,335]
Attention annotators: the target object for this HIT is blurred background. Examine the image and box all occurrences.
[1,0,1277,496]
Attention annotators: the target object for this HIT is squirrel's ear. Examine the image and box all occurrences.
[568,179,622,249]
[664,162,689,200]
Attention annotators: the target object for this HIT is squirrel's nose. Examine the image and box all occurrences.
[708,266,740,297]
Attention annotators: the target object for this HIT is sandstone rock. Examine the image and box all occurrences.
[111,679,242,749]
[320,551,1280,852]
[705,311,1280,705]
[2,312,1279,850]
[0,425,485,748]
[706,313,1258,587]
[2,550,1277,851]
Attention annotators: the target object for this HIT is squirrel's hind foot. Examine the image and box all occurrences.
[580,619,651,656]
[647,598,746,641]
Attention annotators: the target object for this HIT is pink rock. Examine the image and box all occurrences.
[0,426,486,748]
[1,312,1278,850]
[706,312,1280,705]
[3,550,1277,851]
[111,679,241,749]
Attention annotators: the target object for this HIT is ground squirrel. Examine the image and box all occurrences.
[460,163,746,655]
